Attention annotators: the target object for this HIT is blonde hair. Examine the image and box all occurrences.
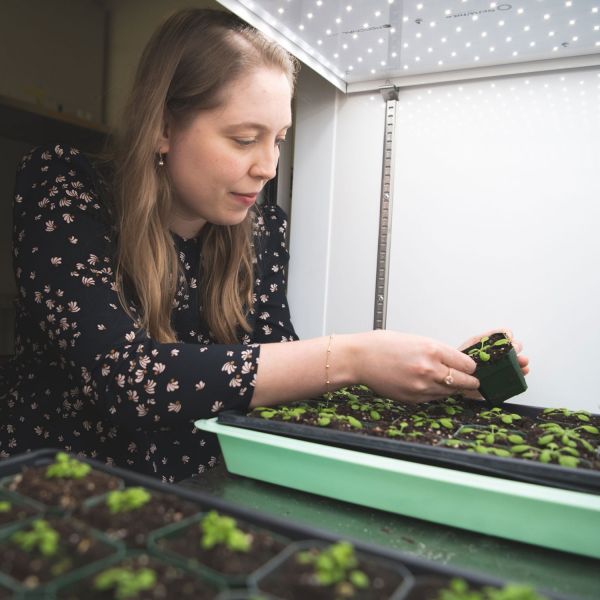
[112,9,299,343]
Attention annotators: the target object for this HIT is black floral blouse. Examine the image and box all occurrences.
[0,144,298,482]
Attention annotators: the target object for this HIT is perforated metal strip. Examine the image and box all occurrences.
[373,85,399,330]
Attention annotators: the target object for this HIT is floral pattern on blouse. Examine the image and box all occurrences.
[0,144,297,482]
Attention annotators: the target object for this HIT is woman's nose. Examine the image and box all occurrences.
[250,145,278,181]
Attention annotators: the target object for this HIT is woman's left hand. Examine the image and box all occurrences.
[458,328,529,400]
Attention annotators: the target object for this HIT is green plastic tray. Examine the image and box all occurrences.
[196,418,600,560]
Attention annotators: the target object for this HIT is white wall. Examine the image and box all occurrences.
[288,68,385,338]
[386,67,600,412]
[289,63,600,412]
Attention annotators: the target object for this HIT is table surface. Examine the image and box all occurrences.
[180,463,600,600]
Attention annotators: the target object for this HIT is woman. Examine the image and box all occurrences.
[0,9,528,482]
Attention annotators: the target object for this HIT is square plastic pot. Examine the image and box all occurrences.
[49,551,222,599]
[248,540,414,600]
[473,347,527,406]
[148,513,289,589]
[0,517,124,594]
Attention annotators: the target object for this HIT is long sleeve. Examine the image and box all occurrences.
[11,144,259,433]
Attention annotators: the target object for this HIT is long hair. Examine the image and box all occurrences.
[112,9,299,343]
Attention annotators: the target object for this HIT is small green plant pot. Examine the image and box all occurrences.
[148,514,289,589]
[0,492,44,538]
[248,540,413,600]
[49,550,222,599]
[0,465,123,517]
[0,517,124,594]
[473,347,527,406]
[77,486,202,549]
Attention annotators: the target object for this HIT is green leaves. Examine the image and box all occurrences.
[200,511,251,553]
[537,434,554,446]
[11,519,59,556]
[346,416,363,429]
[296,541,369,593]
[106,487,151,514]
[94,567,157,600]
[45,452,91,480]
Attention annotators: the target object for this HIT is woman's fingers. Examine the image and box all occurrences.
[439,345,477,375]
[438,366,480,394]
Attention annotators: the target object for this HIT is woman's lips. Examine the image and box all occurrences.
[232,192,258,206]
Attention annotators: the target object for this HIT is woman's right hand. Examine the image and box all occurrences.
[346,330,479,404]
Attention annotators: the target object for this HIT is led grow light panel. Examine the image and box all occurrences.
[218,0,600,89]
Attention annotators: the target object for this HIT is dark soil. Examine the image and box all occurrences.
[76,489,201,548]
[538,409,600,429]
[0,517,118,589]
[156,517,286,580]
[0,496,39,528]
[257,547,406,600]
[57,553,218,599]
[247,391,600,471]
[463,332,513,366]
[6,465,121,511]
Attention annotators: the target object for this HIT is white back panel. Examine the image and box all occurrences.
[386,68,600,411]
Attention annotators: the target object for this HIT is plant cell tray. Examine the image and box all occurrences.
[216,403,600,495]
[196,418,600,560]
[0,448,574,599]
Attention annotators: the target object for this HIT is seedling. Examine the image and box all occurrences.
[386,421,409,437]
[478,408,522,426]
[45,452,91,479]
[106,487,151,514]
[458,425,525,446]
[537,423,597,453]
[296,541,369,596]
[541,408,593,423]
[315,413,363,429]
[411,412,455,431]
[94,566,157,600]
[444,439,512,458]
[200,510,251,552]
[11,519,59,556]
[538,442,581,468]
[253,407,278,420]
[334,388,361,403]
[467,336,511,363]
[438,397,465,416]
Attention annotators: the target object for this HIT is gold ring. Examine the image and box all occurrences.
[444,368,454,386]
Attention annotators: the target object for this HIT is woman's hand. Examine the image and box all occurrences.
[458,328,530,400]
[349,330,479,404]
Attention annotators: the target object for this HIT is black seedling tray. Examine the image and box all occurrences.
[218,402,600,495]
[0,449,574,599]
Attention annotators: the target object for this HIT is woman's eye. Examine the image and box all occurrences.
[275,138,286,147]
[235,139,255,147]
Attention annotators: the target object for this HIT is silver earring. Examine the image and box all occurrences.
[157,153,165,167]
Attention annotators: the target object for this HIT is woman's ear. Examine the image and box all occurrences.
[157,111,171,154]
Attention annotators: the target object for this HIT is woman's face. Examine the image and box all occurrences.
[160,67,293,238]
